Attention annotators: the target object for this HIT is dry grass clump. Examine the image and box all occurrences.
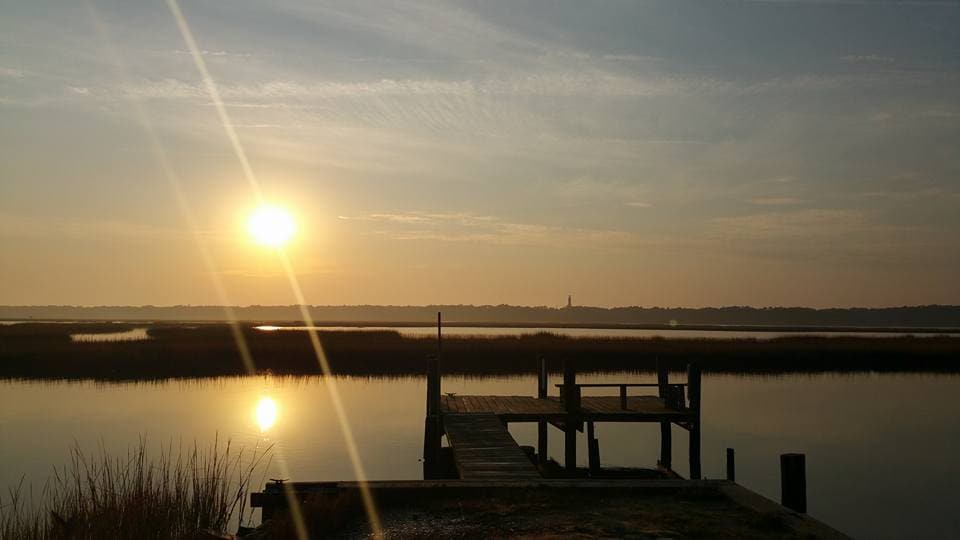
[0,437,270,539]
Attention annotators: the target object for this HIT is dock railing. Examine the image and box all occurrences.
[537,357,702,477]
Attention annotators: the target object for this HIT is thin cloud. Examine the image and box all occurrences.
[750,197,805,206]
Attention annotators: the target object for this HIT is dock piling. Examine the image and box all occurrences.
[657,360,672,470]
[537,356,548,465]
[780,453,807,513]
[562,360,579,471]
[687,363,702,480]
[587,421,600,474]
[726,448,736,482]
[423,356,442,479]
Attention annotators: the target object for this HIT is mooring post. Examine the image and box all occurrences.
[657,359,672,469]
[562,360,579,472]
[687,362,702,480]
[537,356,548,464]
[780,453,807,513]
[726,448,736,482]
[587,420,600,475]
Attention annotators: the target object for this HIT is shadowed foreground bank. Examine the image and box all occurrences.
[1,323,959,381]
[249,481,848,539]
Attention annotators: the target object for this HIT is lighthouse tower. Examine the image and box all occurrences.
[566,295,572,308]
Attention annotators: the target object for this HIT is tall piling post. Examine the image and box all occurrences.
[687,362,702,480]
[780,453,807,513]
[656,359,672,470]
[537,356,549,465]
[726,448,736,482]
[422,312,443,479]
[562,360,580,472]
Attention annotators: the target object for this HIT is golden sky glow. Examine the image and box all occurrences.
[0,1,958,308]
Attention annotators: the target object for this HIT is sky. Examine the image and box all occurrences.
[1,0,958,308]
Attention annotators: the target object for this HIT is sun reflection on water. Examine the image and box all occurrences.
[255,396,279,433]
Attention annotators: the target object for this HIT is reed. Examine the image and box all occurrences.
[0,437,270,539]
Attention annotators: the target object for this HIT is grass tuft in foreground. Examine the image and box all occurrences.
[0,437,270,539]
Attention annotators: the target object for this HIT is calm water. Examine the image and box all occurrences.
[2,373,960,538]
[257,325,958,339]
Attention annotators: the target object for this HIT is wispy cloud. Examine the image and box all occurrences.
[749,197,805,206]
[842,54,895,64]
[0,67,24,79]
[342,211,641,248]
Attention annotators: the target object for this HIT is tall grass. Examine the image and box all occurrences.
[0,437,270,539]
[2,323,960,380]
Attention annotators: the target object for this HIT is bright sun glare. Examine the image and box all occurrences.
[255,396,279,432]
[247,205,296,248]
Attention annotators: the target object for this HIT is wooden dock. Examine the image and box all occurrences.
[442,414,540,479]
[248,315,849,537]
[424,356,702,480]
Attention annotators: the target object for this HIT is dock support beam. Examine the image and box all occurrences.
[587,421,600,475]
[537,356,548,465]
[657,360,672,470]
[780,453,807,513]
[687,362,702,480]
[562,360,579,472]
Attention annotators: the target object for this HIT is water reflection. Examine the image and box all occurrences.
[252,324,958,339]
[3,373,960,538]
[255,396,278,432]
[71,328,150,342]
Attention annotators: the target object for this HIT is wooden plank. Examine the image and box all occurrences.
[444,413,540,480]
[443,395,693,423]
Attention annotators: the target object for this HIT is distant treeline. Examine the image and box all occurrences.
[1,323,959,381]
[2,304,960,328]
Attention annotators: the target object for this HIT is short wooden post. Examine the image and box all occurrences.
[687,362,702,480]
[619,385,627,409]
[562,360,580,411]
[538,356,548,399]
[780,453,807,513]
[657,360,672,469]
[587,421,600,475]
[537,357,548,464]
[563,360,578,472]
[726,448,736,482]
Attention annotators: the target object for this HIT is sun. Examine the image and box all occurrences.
[247,205,296,248]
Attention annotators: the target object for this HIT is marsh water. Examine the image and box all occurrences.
[62,324,960,343]
[3,372,960,538]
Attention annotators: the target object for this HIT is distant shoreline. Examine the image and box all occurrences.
[3,304,959,329]
[3,319,959,334]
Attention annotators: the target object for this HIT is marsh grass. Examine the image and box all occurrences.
[0,437,270,539]
[2,323,959,380]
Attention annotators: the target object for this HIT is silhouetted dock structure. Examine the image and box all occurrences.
[424,356,701,480]
[249,314,850,538]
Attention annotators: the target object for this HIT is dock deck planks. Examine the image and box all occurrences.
[440,395,692,422]
[443,413,541,480]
